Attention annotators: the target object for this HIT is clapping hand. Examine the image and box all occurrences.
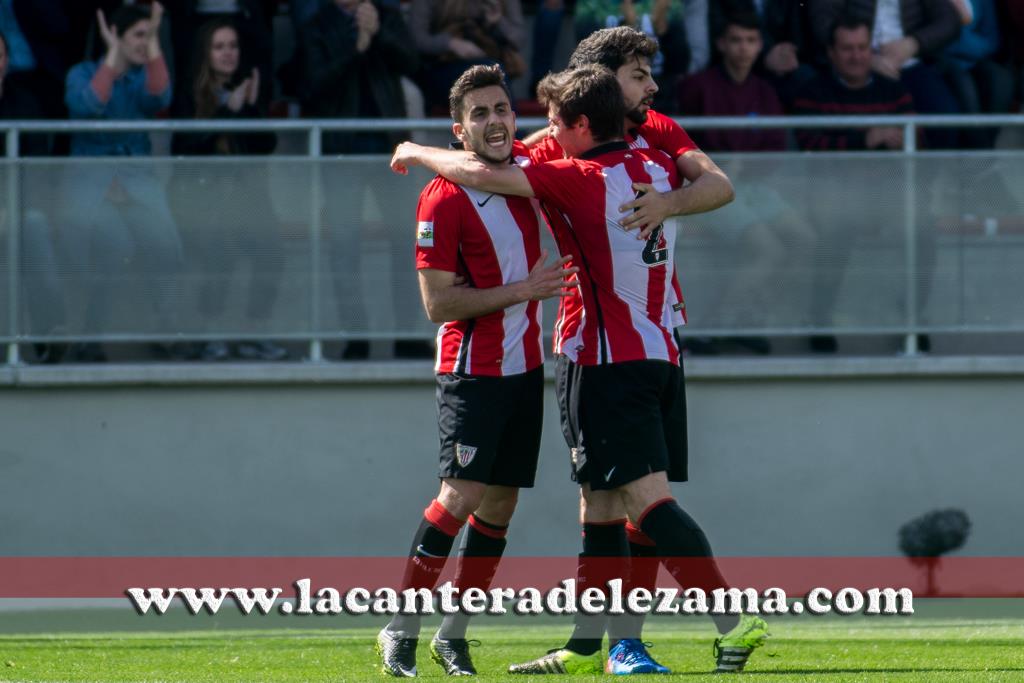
[97,9,123,71]
[246,68,259,106]
[354,1,380,52]
[227,70,257,112]
[147,2,165,57]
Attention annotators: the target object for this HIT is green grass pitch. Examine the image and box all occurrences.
[1,602,1021,682]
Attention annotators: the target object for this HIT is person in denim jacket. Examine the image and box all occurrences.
[62,3,183,362]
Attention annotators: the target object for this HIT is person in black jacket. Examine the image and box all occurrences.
[301,0,431,360]
[170,19,287,361]
[166,0,275,113]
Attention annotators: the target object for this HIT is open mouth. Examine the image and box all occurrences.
[485,129,509,148]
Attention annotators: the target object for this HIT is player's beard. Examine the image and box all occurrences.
[626,96,654,125]
[470,125,513,165]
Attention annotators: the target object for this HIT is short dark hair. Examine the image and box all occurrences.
[448,64,512,122]
[567,26,659,73]
[109,5,152,37]
[829,15,871,46]
[719,11,762,40]
[537,65,625,143]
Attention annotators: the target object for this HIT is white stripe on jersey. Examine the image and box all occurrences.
[629,134,652,150]
[630,133,686,328]
[603,160,677,363]
[462,185,537,375]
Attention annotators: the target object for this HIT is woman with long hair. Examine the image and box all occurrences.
[170,19,287,361]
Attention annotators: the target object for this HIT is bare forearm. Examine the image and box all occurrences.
[416,147,487,186]
[426,281,528,323]
[665,172,734,216]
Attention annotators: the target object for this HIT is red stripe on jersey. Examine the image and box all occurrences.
[523,144,682,365]
[415,177,543,376]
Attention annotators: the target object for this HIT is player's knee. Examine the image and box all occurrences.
[476,487,519,526]
[437,479,487,520]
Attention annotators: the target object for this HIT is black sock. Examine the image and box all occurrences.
[564,521,628,656]
[438,515,508,640]
[608,523,659,644]
[388,501,463,636]
[639,499,739,634]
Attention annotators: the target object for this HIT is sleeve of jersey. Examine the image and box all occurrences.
[521,159,586,211]
[414,181,462,272]
[646,110,699,159]
[525,135,564,164]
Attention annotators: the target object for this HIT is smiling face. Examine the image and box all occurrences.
[615,56,657,125]
[209,27,240,80]
[119,19,152,66]
[453,85,516,165]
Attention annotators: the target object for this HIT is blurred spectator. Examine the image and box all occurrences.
[166,0,274,112]
[62,3,184,362]
[575,0,706,112]
[0,0,64,117]
[793,18,920,352]
[795,17,915,149]
[809,0,962,147]
[301,0,418,152]
[677,13,805,356]
[678,11,787,151]
[301,0,431,359]
[170,19,288,361]
[530,0,566,95]
[997,0,1024,88]
[709,0,818,105]
[409,0,524,111]
[939,0,1014,147]
[0,30,67,363]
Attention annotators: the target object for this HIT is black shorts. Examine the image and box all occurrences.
[555,355,688,491]
[436,367,544,488]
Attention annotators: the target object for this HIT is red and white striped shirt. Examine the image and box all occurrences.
[414,168,544,376]
[522,141,683,366]
[529,110,695,344]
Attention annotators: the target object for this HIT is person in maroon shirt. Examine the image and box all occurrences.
[679,10,787,152]
[678,12,812,356]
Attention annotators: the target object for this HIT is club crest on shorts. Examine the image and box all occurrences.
[455,442,478,467]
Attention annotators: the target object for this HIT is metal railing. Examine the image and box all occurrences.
[3,113,1024,364]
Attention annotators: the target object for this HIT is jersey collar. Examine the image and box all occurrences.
[579,140,629,160]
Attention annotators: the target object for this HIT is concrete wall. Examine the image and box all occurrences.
[1,358,1021,558]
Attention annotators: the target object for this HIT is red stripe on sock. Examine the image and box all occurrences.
[625,521,655,546]
[424,499,464,537]
[636,498,675,528]
[468,514,507,539]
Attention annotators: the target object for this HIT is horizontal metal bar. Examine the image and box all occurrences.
[1,113,1022,134]
[8,325,1024,345]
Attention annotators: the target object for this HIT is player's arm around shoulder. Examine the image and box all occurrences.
[619,150,734,235]
[418,250,578,324]
[391,142,535,197]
